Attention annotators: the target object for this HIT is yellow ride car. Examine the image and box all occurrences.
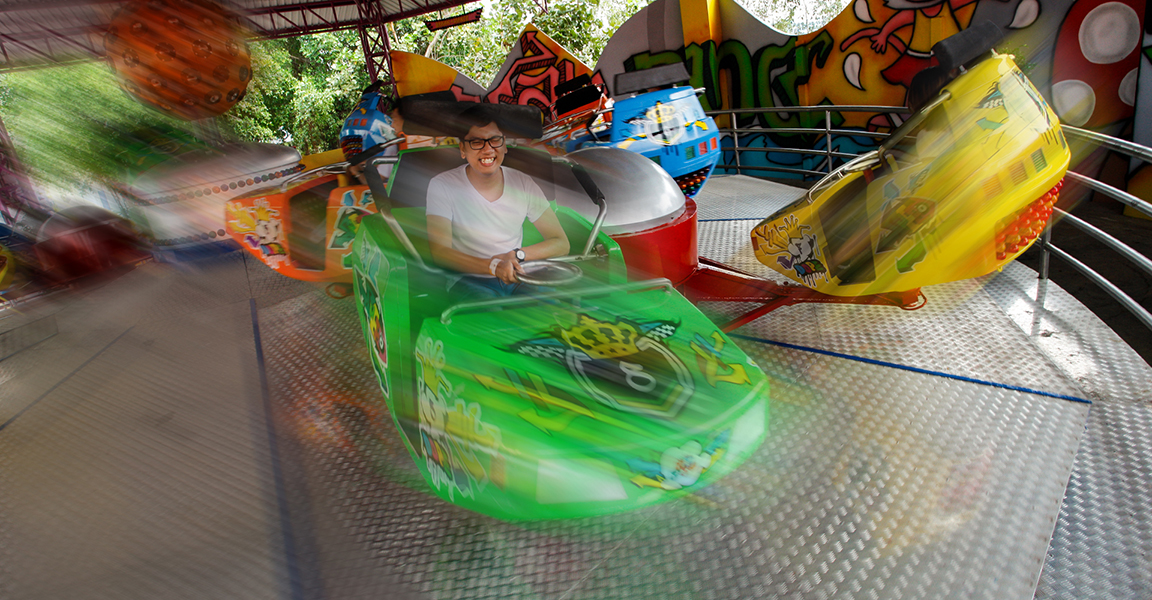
[752,51,1069,297]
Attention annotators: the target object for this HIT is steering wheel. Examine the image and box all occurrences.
[517,260,583,286]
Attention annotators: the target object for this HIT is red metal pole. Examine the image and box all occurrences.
[355,0,394,85]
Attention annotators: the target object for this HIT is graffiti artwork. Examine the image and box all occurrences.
[329,189,375,266]
[690,332,753,387]
[354,241,390,397]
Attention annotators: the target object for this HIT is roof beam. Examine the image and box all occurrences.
[0,0,481,71]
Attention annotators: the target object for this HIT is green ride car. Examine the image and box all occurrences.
[350,141,770,521]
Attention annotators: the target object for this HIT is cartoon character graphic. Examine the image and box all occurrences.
[753,214,830,288]
[840,0,999,117]
[328,208,369,251]
[415,337,505,499]
[780,231,827,286]
[226,199,288,268]
[625,430,730,490]
[355,265,389,397]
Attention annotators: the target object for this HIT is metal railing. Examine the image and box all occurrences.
[706,106,1152,336]
[1045,126,1152,332]
[705,105,906,178]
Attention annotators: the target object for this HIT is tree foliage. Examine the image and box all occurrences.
[391,0,651,86]
[219,31,370,155]
[744,0,850,35]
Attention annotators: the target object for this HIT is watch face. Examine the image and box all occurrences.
[515,249,526,261]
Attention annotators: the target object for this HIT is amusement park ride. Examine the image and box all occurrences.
[218,22,1069,519]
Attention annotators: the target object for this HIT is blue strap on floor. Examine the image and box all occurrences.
[732,333,1093,405]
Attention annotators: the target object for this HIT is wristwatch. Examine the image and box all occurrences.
[514,247,526,262]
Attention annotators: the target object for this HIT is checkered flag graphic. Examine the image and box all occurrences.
[514,344,566,361]
[646,321,678,341]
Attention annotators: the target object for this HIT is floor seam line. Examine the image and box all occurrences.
[0,325,135,433]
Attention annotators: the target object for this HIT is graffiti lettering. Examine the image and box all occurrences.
[626,33,837,135]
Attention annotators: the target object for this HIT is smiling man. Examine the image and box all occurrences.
[425,105,569,300]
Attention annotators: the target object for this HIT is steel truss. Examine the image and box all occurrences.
[0,0,479,71]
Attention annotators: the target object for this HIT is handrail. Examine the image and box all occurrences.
[1041,130,1152,337]
[1063,126,1152,165]
[706,105,906,115]
[722,127,889,138]
[1041,242,1152,332]
[1064,171,1152,218]
[1053,207,1152,279]
[705,104,908,176]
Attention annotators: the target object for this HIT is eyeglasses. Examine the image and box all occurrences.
[463,136,505,150]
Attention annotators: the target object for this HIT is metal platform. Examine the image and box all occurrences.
[1,175,1148,599]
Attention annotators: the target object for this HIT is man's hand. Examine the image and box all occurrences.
[491,250,524,284]
[347,163,368,186]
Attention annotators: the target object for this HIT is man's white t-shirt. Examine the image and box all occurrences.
[425,165,550,260]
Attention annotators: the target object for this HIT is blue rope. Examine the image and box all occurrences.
[731,333,1093,405]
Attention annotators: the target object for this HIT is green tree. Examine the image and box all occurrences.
[220,31,370,154]
[390,0,652,87]
[742,0,850,35]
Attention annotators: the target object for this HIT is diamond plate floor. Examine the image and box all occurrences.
[695,174,806,221]
[1,175,1148,599]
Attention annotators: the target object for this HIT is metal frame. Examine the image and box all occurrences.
[705,105,905,178]
[1040,126,1152,334]
[0,0,481,71]
[354,0,393,83]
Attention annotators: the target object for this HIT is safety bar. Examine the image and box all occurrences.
[363,151,430,270]
[278,137,405,192]
[804,150,879,203]
[878,92,950,155]
[278,162,349,192]
[551,156,609,258]
[440,279,675,325]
